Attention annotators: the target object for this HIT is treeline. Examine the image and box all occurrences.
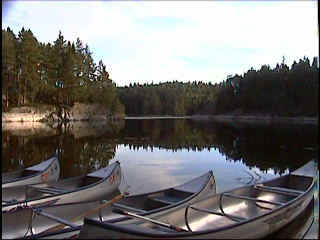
[2,27,124,115]
[215,57,319,116]
[118,81,219,116]
[118,57,318,117]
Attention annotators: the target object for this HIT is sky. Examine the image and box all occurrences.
[2,1,319,87]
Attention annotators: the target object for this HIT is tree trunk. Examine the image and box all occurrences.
[6,88,9,109]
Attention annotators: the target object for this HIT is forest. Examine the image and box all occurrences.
[2,27,124,115]
[119,57,319,117]
[2,27,319,117]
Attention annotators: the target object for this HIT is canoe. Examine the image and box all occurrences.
[19,170,215,239]
[2,161,121,214]
[78,160,317,239]
[2,161,121,239]
[2,153,60,188]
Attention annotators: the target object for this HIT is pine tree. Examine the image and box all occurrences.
[2,28,17,109]
[16,28,41,105]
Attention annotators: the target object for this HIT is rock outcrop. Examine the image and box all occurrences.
[2,103,113,123]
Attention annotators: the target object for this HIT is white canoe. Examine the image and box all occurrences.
[2,161,121,214]
[2,154,60,188]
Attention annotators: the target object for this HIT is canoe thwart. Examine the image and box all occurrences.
[221,193,284,206]
[254,184,304,196]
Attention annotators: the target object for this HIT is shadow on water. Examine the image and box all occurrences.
[2,119,318,178]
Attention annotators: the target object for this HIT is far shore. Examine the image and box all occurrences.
[125,115,318,126]
[2,112,318,126]
[209,114,318,125]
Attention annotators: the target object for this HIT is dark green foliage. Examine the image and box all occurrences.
[118,56,318,117]
[214,57,319,116]
[117,81,219,116]
[2,28,124,116]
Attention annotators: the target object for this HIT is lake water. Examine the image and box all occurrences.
[2,119,318,195]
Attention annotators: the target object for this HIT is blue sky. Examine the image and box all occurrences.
[2,1,318,87]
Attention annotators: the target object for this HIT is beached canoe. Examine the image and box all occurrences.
[2,153,60,188]
[78,160,317,239]
[20,170,215,239]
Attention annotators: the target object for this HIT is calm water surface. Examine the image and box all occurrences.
[2,119,318,195]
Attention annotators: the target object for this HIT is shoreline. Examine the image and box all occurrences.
[209,115,318,125]
[125,115,318,126]
[2,112,318,126]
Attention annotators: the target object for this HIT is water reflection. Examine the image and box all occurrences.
[118,120,317,174]
[2,121,124,177]
[2,119,318,193]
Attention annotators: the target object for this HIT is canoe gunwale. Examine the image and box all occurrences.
[82,173,316,238]
[2,161,120,211]
[2,154,58,186]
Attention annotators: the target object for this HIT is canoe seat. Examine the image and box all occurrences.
[28,186,67,195]
[112,203,148,214]
[150,195,183,205]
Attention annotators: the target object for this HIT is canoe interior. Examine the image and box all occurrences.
[114,189,194,212]
[96,174,314,235]
[264,174,313,191]
[2,175,102,203]
[2,169,39,183]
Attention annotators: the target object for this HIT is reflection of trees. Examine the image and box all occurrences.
[121,119,218,152]
[2,131,59,172]
[58,133,117,177]
[3,119,317,177]
[2,127,118,178]
[118,120,318,174]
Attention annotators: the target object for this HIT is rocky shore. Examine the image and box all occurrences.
[2,103,119,123]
